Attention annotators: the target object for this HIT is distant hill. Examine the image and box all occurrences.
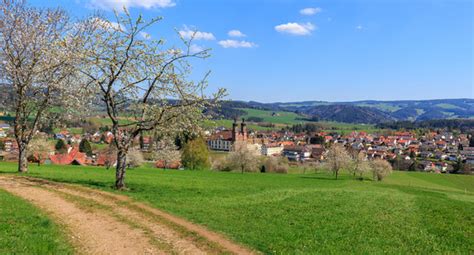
[295,105,395,124]
[214,98,474,124]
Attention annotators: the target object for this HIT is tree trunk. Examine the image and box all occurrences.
[115,150,127,190]
[335,169,338,180]
[18,144,28,173]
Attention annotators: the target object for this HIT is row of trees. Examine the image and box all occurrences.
[0,0,225,189]
[326,145,392,181]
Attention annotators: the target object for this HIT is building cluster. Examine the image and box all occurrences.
[0,126,158,167]
[207,120,474,173]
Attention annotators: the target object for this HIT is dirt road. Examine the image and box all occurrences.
[0,176,255,255]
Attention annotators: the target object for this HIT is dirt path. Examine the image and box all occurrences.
[0,176,255,255]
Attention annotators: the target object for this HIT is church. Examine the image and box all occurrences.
[207,119,248,151]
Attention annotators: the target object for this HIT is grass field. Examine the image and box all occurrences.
[239,108,304,125]
[0,188,73,254]
[0,162,472,254]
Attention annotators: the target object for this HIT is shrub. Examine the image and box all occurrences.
[55,139,67,154]
[79,139,93,157]
[213,142,260,173]
[264,157,289,174]
[181,137,210,170]
[370,159,393,181]
[126,148,144,168]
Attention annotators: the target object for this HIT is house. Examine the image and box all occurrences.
[311,147,326,160]
[261,143,284,156]
[283,146,311,161]
[49,147,88,165]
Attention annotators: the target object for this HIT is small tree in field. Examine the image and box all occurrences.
[370,159,392,181]
[226,141,260,173]
[79,139,93,157]
[326,144,351,180]
[28,138,51,166]
[181,137,210,170]
[81,11,225,189]
[0,1,89,173]
[349,151,371,180]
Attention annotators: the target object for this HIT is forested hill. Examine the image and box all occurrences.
[210,99,474,124]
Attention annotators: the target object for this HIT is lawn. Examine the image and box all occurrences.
[0,188,73,254]
[0,162,472,254]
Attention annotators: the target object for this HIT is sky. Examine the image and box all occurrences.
[30,0,473,103]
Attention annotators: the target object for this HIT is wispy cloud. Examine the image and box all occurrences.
[178,27,215,41]
[300,7,322,16]
[228,30,246,38]
[218,40,257,48]
[88,0,175,10]
[355,25,366,31]
[275,22,316,36]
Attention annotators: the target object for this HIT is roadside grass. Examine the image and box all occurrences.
[0,162,472,254]
[0,188,73,254]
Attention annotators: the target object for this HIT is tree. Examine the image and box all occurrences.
[0,140,4,151]
[0,1,88,172]
[309,136,324,145]
[181,137,210,170]
[226,141,260,173]
[349,151,371,180]
[325,144,351,180]
[28,137,51,166]
[55,139,67,154]
[370,159,392,181]
[152,137,181,169]
[264,156,289,174]
[79,139,93,157]
[126,148,144,168]
[470,135,474,147]
[453,158,464,173]
[81,11,225,189]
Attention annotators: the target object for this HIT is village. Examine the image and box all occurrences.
[0,118,473,174]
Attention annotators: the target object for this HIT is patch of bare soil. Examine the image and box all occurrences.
[0,176,255,255]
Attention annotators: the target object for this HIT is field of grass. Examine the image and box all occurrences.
[0,162,472,254]
[0,188,73,254]
[239,108,305,125]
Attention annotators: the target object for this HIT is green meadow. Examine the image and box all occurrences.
[0,162,472,254]
[0,188,73,254]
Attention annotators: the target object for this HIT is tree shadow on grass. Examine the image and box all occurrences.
[299,176,341,181]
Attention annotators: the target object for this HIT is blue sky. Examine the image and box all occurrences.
[31,0,473,102]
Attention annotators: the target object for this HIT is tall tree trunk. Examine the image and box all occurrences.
[115,150,127,190]
[335,169,338,180]
[18,143,28,173]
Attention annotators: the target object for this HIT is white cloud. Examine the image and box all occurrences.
[178,28,215,41]
[355,25,366,31]
[300,7,322,16]
[228,30,246,38]
[218,40,257,48]
[274,22,316,36]
[139,31,151,39]
[89,0,175,10]
[189,44,205,54]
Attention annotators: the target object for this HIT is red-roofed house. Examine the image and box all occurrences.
[49,147,88,166]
